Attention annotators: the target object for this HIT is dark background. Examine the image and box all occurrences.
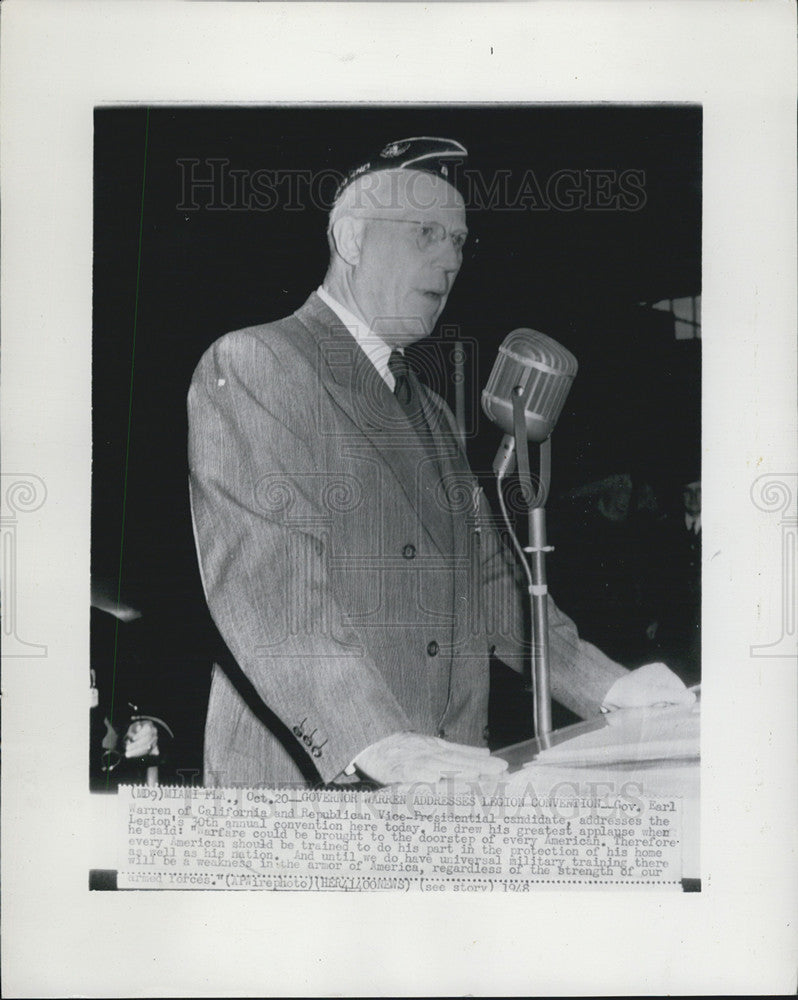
[92,105,701,781]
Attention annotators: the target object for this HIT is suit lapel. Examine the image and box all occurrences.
[293,294,455,556]
[418,382,481,559]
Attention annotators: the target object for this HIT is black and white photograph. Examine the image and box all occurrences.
[2,2,795,996]
[91,105,702,794]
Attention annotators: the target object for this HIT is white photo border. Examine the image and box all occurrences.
[2,1,796,996]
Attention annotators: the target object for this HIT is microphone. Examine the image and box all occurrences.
[482,328,578,739]
[481,328,578,476]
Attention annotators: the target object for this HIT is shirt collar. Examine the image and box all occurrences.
[317,285,397,391]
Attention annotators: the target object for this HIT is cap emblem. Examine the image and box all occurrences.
[380,140,411,158]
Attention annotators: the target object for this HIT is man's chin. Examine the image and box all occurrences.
[415,305,446,340]
[376,317,435,347]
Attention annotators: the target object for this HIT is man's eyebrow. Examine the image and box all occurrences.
[424,221,469,232]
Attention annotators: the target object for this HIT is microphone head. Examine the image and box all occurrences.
[481,328,578,442]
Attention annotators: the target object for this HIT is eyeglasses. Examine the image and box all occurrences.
[361,217,470,255]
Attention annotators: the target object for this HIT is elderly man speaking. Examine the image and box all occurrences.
[188,136,692,789]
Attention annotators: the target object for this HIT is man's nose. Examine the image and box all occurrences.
[433,237,463,275]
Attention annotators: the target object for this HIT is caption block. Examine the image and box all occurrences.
[115,782,683,890]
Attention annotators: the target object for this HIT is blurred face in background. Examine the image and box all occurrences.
[597,473,633,523]
[682,481,701,517]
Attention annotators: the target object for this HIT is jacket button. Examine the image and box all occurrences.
[312,747,322,758]
[402,543,416,559]
[427,640,439,656]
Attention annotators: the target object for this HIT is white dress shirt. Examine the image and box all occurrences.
[316,285,398,391]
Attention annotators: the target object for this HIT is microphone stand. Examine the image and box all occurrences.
[511,390,554,739]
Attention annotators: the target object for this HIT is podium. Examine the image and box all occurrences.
[493,699,701,883]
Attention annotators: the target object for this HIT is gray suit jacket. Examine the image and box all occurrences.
[188,293,626,787]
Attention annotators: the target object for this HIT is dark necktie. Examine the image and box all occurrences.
[387,351,453,548]
[387,350,441,466]
[388,350,414,407]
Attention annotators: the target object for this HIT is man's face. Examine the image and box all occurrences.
[597,474,633,523]
[682,481,701,517]
[350,172,467,347]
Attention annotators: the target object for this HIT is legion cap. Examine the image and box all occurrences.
[333,136,468,203]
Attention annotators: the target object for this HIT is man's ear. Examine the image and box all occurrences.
[330,215,364,266]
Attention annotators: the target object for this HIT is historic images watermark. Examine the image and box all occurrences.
[750,473,797,657]
[1,473,48,657]
[176,159,648,215]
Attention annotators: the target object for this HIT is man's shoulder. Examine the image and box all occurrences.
[191,294,328,381]
[200,312,305,364]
